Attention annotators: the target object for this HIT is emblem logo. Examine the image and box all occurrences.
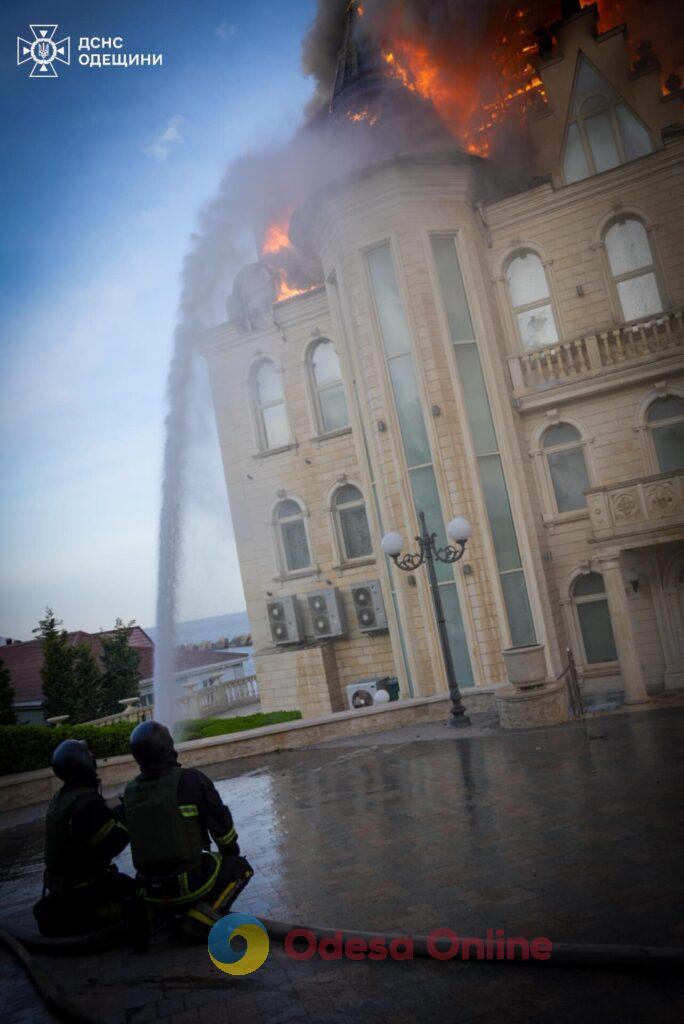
[208,912,270,976]
[17,25,70,77]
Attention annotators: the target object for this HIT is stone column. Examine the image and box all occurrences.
[600,556,649,705]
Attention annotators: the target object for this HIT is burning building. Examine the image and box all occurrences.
[200,1,684,717]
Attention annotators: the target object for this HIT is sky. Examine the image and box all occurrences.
[0,0,315,639]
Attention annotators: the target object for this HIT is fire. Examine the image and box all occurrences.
[372,0,679,157]
[259,208,318,303]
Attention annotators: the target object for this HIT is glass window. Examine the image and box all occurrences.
[334,485,372,561]
[253,360,290,450]
[604,218,662,322]
[505,252,559,350]
[453,344,498,455]
[647,396,684,473]
[478,454,522,573]
[430,235,474,341]
[274,499,311,573]
[542,423,590,513]
[562,55,652,184]
[367,245,413,357]
[309,339,349,434]
[572,573,618,664]
[500,570,537,648]
[388,354,432,468]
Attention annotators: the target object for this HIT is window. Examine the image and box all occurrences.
[274,499,312,574]
[562,55,652,184]
[252,360,290,450]
[572,573,618,664]
[333,484,372,562]
[542,423,591,513]
[647,396,684,473]
[309,339,349,434]
[505,251,559,350]
[604,217,663,322]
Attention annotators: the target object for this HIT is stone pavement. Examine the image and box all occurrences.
[1,704,683,1023]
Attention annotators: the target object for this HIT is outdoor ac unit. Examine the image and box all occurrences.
[307,587,346,640]
[350,580,388,633]
[266,595,304,645]
[346,678,380,710]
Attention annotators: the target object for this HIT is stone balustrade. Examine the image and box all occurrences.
[586,469,684,543]
[508,308,684,395]
[177,674,260,720]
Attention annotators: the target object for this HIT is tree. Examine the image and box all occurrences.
[0,656,16,725]
[72,643,103,723]
[34,608,77,721]
[100,619,141,715]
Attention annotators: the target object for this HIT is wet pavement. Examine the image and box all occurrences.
[1,705,684,1023]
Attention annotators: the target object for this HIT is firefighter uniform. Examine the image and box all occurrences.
[123,720,253,938]
[34,740,134,937]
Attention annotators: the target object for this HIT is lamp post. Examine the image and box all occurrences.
[382,510,472,725]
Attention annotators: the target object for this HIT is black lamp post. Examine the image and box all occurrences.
[382,510,472,725]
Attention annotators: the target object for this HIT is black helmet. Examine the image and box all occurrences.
[130,720,177,768]
[51,739,97,786]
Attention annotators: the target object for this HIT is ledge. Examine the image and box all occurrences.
[0,686,506,813]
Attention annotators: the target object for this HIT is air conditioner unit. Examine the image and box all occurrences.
[307,588,346,640]
[350,580,388,633]
[346,678,381,710]
[266,595,304,645]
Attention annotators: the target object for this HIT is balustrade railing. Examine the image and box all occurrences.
[508,309,684,395]
[177,674,260,720]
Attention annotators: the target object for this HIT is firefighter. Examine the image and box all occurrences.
[122,720,253,938]
[34,739,134,937]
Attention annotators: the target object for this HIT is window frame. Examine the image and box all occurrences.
[597,213,666,327]
[562,88,653,186]
[502,248,562,353]
[645,395,684,474]
[537,420,594,521]
[330,482,374,567]
[635,387,684,475]
[306,338,351,439]
[271,496,315,579]
[250,358,292,453]
[568,570,619,671]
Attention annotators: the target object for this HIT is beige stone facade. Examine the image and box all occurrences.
[201,8,684,718]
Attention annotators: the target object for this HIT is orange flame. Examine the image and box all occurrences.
[259,208,318,303]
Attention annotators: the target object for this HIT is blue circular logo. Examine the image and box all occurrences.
[208,912,270,976]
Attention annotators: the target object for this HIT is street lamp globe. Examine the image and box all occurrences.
[381,531,404,557]
[447,516,472,544]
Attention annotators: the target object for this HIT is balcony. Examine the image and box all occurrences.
[586,470,684,548]
[508,309,684,407]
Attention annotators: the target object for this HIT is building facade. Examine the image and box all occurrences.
[201,6,684,718]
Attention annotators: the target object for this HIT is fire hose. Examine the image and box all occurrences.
[1,918,683,1024]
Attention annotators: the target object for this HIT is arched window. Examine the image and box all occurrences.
[562,55,652,184]
[252,360,290,450]
[646,396,684,473]
[505,251,559,349]
[308,339,349,434]
[274,499,312,574]
[572,573,618,665]
[604,218,663,322]
[332,484,372,562]
[542,423,591,513]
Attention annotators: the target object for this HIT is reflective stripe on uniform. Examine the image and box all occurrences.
[215,826,237,846]
[87,818,116,849]
[185,906,216,927]
[179,804,198,818]
[141,852,222,906]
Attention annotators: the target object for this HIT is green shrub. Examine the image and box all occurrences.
[176,711,302,743]
[0,711,303,777]
[0,722,134,777]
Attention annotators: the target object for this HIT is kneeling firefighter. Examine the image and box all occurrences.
[34,739,134,937]
[122,720,253,938]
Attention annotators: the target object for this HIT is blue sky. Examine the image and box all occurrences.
[0,0,315,639]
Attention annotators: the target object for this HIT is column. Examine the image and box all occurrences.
[600,556,649,705]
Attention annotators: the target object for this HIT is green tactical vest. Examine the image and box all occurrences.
[123,766,205,875]
[44,785,99,881]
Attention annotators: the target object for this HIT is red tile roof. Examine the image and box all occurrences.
[1,626,154,706]
[1,629,248,706]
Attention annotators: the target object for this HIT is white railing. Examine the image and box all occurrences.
[508,308,684,395]
[177,675,260,720]
[82,703,150,727]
